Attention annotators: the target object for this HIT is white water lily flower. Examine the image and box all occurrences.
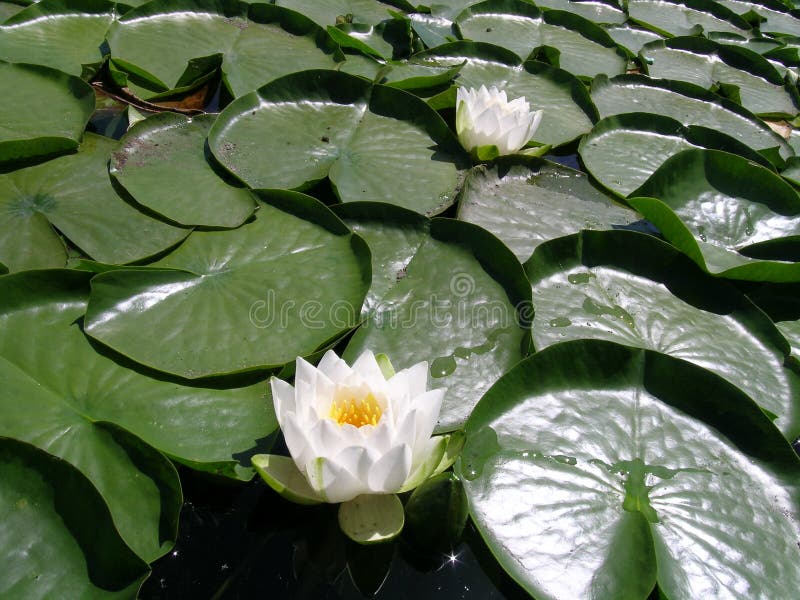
[270,350,445,504]
[456,85,543,155]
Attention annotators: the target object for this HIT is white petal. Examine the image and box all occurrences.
[316,349,352,383]
[294,357,319,414]
[410,388,445,456]
[270,377,296,425]
[351,350,388,389]
[282,413,316,469]
[388,361,428,401]
[333,446,371,483]
[315,418,349,457]
[305,457,368,503]
[391,408,418,450]
[368,444,412,493]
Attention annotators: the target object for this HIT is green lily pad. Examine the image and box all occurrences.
[457,156,639,262]
[107,0,342,99]
[777,319,800,356]
[640,37,800,118]
[0,1,26,21]
[0,60,94,165]
[0,270,182,561]
[415,41,597,148]
[525,229,800,437]
[590,74,793,164]
[603,23,663,55]
[326,14,414,60]
[0,133,189,272]
[337,202,531,432]
[84,191,371,379]
[532,0,626,24]
[458,338,800,599]
[208,70,466,214]
[628,0,751,37]
[717,0,800,36]
[408,12,455,48]
[110,113,256,228]
[630,148,800,281]
[3,273,276,481]
[275,0,397,26]
[708,31,785,54]
[454,0,627,79]
[0,0,119,78]
[579,112,774,197]
[0,437,150,598]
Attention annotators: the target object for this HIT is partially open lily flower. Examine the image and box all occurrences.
[456,85,543,157]
[254,350,454,509]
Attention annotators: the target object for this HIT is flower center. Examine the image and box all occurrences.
[329,392,383,427]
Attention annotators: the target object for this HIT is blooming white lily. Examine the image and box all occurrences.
[269,350,445,504]
[456,85,543,156]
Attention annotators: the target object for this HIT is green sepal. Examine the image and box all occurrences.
[472,144,501,162]
[251,454,324,505]
[398,434,449,493]
[338,493,405,544]
[375,353,396,379]
[432,430,465,476]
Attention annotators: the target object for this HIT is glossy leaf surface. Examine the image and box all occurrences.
[209,70,465,214]
[630,148,800,280]
[457,156,638,261]
[579,112,773,196]
[339,203,531,432]
[455,0,627,78]
[107,0,341,98]
[640,37,799,117]
[111,113,256,228]
[0,0,118,77]
[0,61,94,164]
[627,0,751,37]
[0,438,149,598]
[458,339,800,599]
[525,230,800,437]
[85,192,371,378]
[0,134,188,272]
[0,270,182,561]
[591,74,793,163]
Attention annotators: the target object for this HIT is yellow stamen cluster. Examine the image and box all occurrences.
[329,392,382,427]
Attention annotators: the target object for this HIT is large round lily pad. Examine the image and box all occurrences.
[457,156,639,262]
[627,0,751,37]
[0,0,119,78]
[717,0,800,36]
[630,148,800,281]
[415,41,597,148]
[0,133,189,272]
[85,191,371,379]
[0,60,94,164]
[0,270,182,561]
[458,339,800,599]
[106,0,342,99]
[275,0,397,26]
[640,36,800,118]
[0,437,150,598]
[525,229,800,438]
[337,202,532,432]
[590,74,793,164]
[454,0,627,78]
[209,70,466,214]
[110,113,256,228]
[579,112,773,197]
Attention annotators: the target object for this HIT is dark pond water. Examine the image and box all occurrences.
[139,465,529,600]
